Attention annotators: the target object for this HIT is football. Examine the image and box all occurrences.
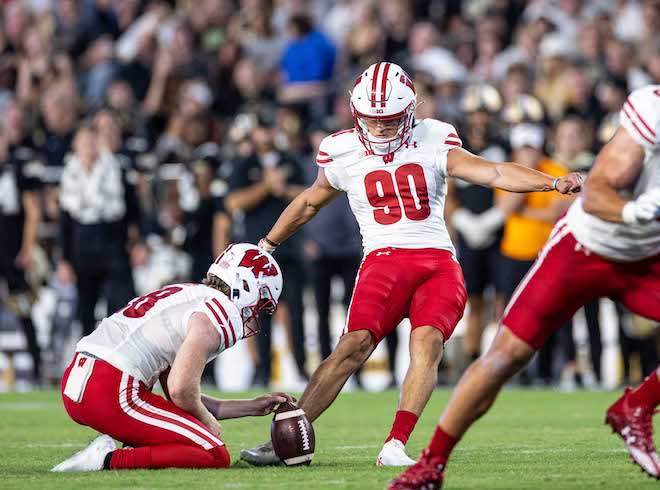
[270,402,315,466]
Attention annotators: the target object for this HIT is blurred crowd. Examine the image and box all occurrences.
[0,0,659,390]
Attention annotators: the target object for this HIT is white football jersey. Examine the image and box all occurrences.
[567,85,660,261]
[317,119,461,255]
[76,283,243,387]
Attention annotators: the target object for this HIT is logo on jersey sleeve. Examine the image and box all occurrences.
[239,250,278,277]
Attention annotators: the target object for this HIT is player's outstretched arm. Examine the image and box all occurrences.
[581,127,651,224]
[202,392,297,420]
[259,168,341,251]
[447,148,582,194]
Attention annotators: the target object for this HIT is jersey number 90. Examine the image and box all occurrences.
[364,163,431,225]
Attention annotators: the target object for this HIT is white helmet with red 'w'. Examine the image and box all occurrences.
[350,62,417,156]
[207,243,282,337]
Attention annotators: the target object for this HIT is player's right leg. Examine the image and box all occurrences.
[389,224,608,489]
[606,367,660,479]
[240,329,378,466]
[387,328,534,489]
[606,255,660,479]
[241,249,408,466]
[52,353,230,471]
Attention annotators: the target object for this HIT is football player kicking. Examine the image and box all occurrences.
[239,62,581,467]
[51,244,295,472]
[389,85,660,488]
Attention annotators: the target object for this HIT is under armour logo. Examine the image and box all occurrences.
[78,357,87,367]
[376,251,392,256]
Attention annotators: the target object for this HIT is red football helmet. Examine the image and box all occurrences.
[350,62,417,156]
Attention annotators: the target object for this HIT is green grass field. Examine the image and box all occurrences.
[0,388,655,489]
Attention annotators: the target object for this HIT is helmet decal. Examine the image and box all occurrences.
[238,249,278,278]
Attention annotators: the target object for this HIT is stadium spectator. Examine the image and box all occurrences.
[0,0,656,392]
[279,13,336,117]
[302,130,361,367]
[0,122,42,383]
[498,123,574,384]
[449,85,508,361]
[225,122,307,387]
[551,115,602,384]
[499,124,571,300]
[57,124,141,336]
[180,157,231,282]
[37,80,78,175]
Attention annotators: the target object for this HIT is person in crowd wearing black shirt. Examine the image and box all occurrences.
[181,157,231,282]
[34,80,79,191]
[225,123,307,387]
[56,124,141,336]
[448,85,508,362]
[0,122,42,382]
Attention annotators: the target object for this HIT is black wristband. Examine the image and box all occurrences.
[263,237,280,247]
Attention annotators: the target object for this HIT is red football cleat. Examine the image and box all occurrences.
[387,449,445,490]
[605,388,660,480]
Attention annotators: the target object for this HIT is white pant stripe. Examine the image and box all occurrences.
[118,373,214,450]
[133,383,224,447]
[503,226,571,319]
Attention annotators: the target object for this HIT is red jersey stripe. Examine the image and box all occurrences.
[444,140,462,146]
[318,151,329,156]
[623,106,655,145]
[626,100,656,137]
[316,158,333,163]
[212,298,236,345]
[205,302,229,349]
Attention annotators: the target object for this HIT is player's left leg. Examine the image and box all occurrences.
[606,255,660,479]
[377,326,445,467]
[378,250,467,467]
[241,248,411,467]
[53,357,230,471]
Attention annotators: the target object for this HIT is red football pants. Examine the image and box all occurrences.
[61,353,230,469]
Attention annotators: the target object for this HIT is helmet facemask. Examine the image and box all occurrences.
[352,102,415,156]
[239,284,277,338]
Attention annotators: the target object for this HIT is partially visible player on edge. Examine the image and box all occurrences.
[51,243,295,472]
[389,85,660,489]
[239,62,582,467]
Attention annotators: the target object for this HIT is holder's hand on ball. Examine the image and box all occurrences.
[251,393,297,416]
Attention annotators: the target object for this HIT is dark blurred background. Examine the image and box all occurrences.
[0,0,658,391]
